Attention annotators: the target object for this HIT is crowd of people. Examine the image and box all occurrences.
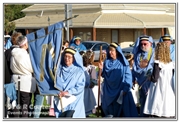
[4,32,175,118]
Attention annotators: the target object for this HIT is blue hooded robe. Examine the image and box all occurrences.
[101,45,138,117]
[69,36,87,52]
[54,50,86,118]
[132,35,155,117]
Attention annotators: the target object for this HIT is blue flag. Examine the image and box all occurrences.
[26,21,64,95]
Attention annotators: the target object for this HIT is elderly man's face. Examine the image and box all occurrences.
[75,39,81,45]
[140,40,152,52]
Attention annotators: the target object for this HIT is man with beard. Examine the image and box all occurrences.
[132,35,155,117]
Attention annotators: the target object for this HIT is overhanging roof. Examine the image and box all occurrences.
[94,13,144,28]
[127,13,175,28]
[94,13,175,28]
[13,14,64,29]
[71,13,100,28]
[22,4,101,12]
[13,12,175,29]
[13,13,101,29]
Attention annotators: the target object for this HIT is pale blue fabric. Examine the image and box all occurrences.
[4,82,17,102]
[26,21,64,95]
[33,94,44,118]
[101,45,138,117]
[4,38,12,50]
[132,35,155,117]
[70,43,87,52]
[83,69,96,116]
[69,36,87,52]
[54,51,86,118]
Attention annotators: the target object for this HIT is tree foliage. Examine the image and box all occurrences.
[4,4,32,35]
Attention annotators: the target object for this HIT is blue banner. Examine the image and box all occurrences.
[26,22,64,95]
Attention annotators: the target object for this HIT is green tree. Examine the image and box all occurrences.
[4,4,32,35]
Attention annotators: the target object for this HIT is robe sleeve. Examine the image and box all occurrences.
[123,66,133,93]
[151,63,160,83]
[84,70,90,87]
[131,69,136,83]
[82,44,87,51]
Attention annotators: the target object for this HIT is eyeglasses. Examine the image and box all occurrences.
[140,43,148,46]
[64,55,73,59]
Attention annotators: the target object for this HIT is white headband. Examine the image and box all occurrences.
[19,37,28,46]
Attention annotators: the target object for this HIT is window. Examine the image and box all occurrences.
[78,32,92,41]
[112,30,118,43]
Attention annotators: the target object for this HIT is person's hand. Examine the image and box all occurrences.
[58,91,69,97]
[98,61,103,70]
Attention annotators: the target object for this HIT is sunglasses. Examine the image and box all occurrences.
[140,43,148,46]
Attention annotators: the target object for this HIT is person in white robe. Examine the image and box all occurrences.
[10,36,36,117]
[143,42,175,118]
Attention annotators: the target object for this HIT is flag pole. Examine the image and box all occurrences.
[62,15,79,22]
[97,46,102,117]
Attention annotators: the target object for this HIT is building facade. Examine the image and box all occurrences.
[13,4,175,48]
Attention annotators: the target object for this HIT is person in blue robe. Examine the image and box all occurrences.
[80,51,97,117]
[132,35,155,117]
[54,47,86,118]
[99,42,138,117]
[159,34,175,92]
[69,36,87,52]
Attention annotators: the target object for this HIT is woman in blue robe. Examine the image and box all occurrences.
[69,36,87,52]
[132,35,155,117]
[54,47,86,118]
[99,42,138,117]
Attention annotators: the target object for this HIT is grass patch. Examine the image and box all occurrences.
[31,94,102,118]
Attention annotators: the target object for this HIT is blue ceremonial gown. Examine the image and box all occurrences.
[101,46,138,117]
[69,36,87,52]
[54,51,86,118]
[132,36,155,117]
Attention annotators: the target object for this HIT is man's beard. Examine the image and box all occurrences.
[140,46,150,52]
